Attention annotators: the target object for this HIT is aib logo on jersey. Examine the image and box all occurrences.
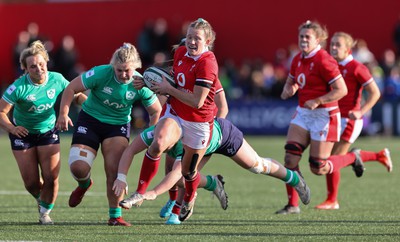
[47,89,56,99]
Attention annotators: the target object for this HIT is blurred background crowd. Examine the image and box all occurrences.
[3,0,400,136]
[11,18,400,102]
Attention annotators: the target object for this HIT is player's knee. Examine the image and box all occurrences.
[24,181,39,193]
[149,138,168,156]
[309,156,328,176]
[68,147,95,180]
[248,156,272,175]
[284,141,306,156]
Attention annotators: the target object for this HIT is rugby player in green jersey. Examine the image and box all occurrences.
[0,41,86,225]
[56,43,162,226]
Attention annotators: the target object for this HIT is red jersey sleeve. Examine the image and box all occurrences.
[354,63,373,86]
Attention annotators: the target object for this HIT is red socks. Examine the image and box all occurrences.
[326,171,340,202]
[136,151,160,194]
[359,150,378,162]
[328,153,356,173]
[183,173,201,203]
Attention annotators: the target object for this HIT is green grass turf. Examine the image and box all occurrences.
[0,134,399,241]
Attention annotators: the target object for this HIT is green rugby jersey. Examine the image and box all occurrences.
[2,72,69,134]
[140,119,223,160]
[81,65,157,125]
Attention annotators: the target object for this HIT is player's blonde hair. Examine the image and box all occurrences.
[299,20,329,47]
[189,18,216,50]
[332,32,357,49]
[110,42,142,69]
[19,40,49,71]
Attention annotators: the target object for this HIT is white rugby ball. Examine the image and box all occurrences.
[143,66,175,88]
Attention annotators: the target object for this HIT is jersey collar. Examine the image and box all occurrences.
[27,72,48,86]
[302,45,321,59]
[185,47,209,61]
[338,54,354,66]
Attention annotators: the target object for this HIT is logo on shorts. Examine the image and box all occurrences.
[47,89,56,99]
[14,139,24,146]
[77,126,88,134]
[120,127,127,134]
[126,91,135,100]
[102,87,113,95]
[319,130,327,137]
[52,134,59,141]
[201,139,205,145]
[178,60,182,66]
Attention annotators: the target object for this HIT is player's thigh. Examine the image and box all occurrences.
[37,144,61,180]
[153,117,181,151]
[286,123,310,145]
[13,148,40,184]
[231,139,257,169]
[197,155,211,171]
[102,136,129,176]
[309,140,334,159]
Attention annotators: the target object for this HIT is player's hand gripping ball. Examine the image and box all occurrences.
[142,66,176,88]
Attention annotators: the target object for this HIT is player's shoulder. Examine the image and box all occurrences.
[83,64,112,79]
[175,46,187,58]
[316,49,333,59]
[200,51,217,62]
[316,49,337,65]
[47,71,67,81]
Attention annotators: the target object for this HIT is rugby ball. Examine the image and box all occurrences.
[142,66,176,88]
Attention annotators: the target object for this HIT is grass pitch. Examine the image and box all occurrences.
[0,134,399,241]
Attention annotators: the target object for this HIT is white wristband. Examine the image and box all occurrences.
[117,173,127,183]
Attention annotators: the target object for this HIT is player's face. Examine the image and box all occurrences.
[26,54,47,83]
[185,27,209,57]
[298,28,319,55]
[113,62,135,83]
[330,36,349,62]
